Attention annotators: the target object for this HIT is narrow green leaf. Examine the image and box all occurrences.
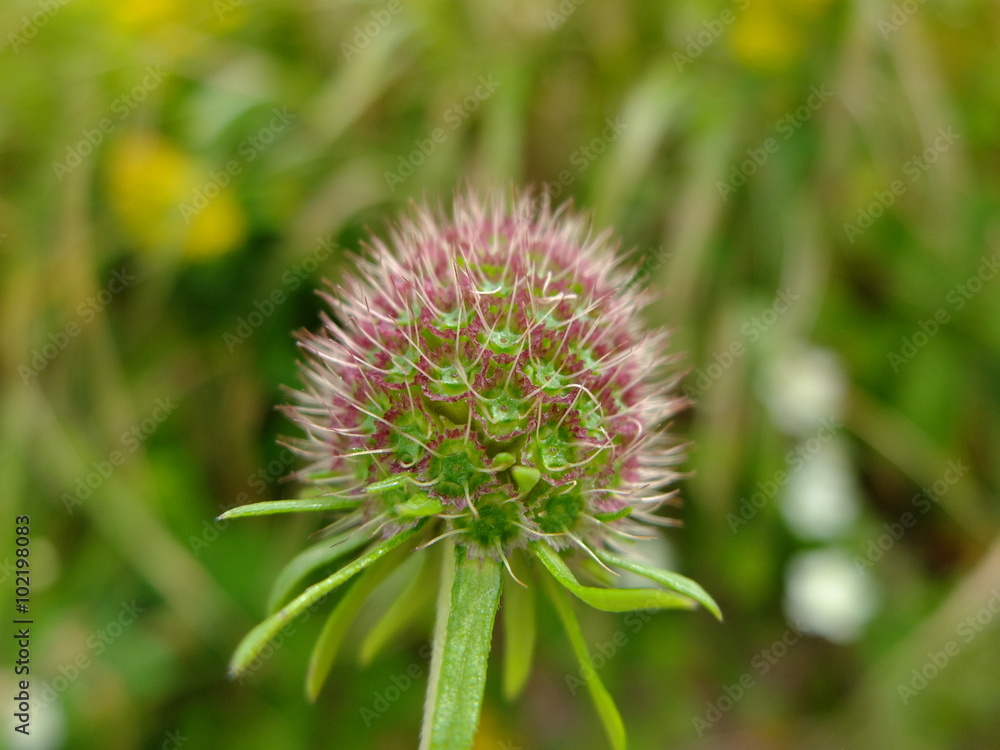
[219,497,361,520]
[359,554,435,666]
[230,523,424,678]
[501,553,535,701]
[541,573,626,750]
[420,547,503,750]
[306,544,406,701]
[594,549,723,622]
[266,530,369,613]
[531,542,696,614]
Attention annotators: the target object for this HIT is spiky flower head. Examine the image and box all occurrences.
[289,191,684,563]
[227,190,719,750]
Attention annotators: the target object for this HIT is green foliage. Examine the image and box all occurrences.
[532,542,698,615]
[7,0,1000,747]
[230,524,425,677]
[542,572,627,750]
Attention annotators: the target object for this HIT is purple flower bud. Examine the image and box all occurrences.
[286,191,686,562]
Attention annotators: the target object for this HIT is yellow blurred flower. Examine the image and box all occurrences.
[104,0,247,32]
[729,3,803,71]
[729,0,836,72]
[106,132,246,260]
[109,0,190,31]
[184,191,248,259]
[98,0,244,58]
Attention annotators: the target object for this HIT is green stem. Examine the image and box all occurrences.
[420,545,503,750]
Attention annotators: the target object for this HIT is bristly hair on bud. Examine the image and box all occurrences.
[285,189,687,565]
[225,188,719,750]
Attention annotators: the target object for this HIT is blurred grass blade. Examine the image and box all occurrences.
[306,544,407,701]
[218,497,362,519]
[267,530,369,612]
[531,542,696,614]
[359,554,435,666]
[594,549,722,621]
[420,547,502,750]
[541,572,626,750]
[230,523,424,678]
[501,553,535,701]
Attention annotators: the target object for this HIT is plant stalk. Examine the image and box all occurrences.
[420,545,503,750]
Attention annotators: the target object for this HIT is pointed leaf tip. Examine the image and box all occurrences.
[594,548,722,622]
[511,466,541,494]
[229,523,424,678]
[219,497,362,520]
[531,541,697,614]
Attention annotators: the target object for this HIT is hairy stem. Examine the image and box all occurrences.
[420,546,503,750]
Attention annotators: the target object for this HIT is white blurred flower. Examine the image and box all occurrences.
[781,439,860,540]
[4,689,64,750]
[761,346,846,436]
[784,548,878,643]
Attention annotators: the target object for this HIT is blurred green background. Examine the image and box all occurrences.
[2,0,999,748]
